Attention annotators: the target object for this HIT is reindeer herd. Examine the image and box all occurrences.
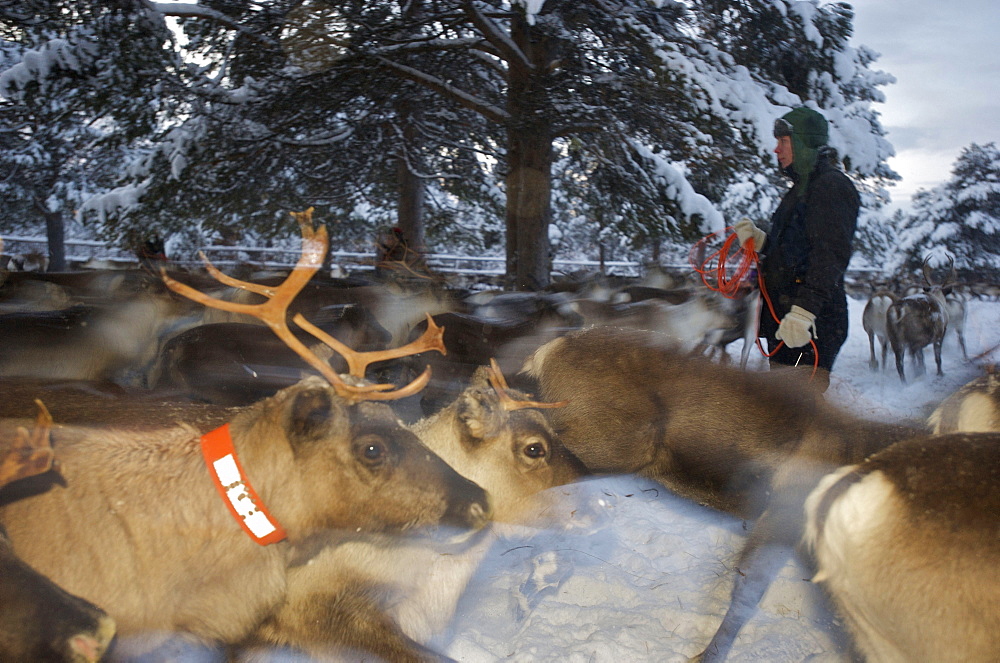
[862,256,972,382]
[0,215,997,662]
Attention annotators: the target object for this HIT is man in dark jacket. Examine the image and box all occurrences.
[734,106,860,391]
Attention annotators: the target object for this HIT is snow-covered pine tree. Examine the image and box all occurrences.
[2,1,896,287]
[894,142,1000,278]
[0,1,184,267]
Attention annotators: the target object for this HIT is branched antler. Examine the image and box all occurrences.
[161,208,444,402]
[487,358,568,411]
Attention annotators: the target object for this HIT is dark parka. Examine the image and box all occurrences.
[759,147,860,376]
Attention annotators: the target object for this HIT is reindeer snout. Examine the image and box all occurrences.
[444,478,492,531]
[466,499,491,530]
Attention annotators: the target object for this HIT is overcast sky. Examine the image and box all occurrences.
[847,0,1000,211]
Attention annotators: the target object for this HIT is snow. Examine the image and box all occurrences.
[0,38,92,94]
[1,2,994,657]
[430,296,998,662]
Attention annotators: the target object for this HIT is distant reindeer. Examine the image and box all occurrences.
[943,288,969,360]
[861,289,898,371]
[804,432,1000,662]
[885,257,954,382]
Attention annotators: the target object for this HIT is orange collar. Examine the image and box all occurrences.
[201,424,286,546]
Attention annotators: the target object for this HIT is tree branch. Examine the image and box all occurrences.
[462,0,533,74]
[150,2,280,48]
[374,56,508,125]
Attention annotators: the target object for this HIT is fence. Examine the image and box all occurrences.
[1,235,649,277]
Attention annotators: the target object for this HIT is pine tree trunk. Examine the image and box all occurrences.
[505,131,553,290]
[396,150,426,252]
[43,208,66,272]
[505,12,556,291]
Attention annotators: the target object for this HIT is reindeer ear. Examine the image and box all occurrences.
[456,387,501,443]
[285,386,343,444]
[470,365,492,389]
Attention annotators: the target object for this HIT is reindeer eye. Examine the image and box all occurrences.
[355,436,389,467]
[523,439,548,460]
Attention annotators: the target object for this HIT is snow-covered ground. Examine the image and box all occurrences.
[432,296,997,662]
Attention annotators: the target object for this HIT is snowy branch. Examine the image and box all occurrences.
[374,56,508,125]
[463,0,534,74]
[149,2,279,48]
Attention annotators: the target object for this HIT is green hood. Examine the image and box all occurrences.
[779,107,829,197]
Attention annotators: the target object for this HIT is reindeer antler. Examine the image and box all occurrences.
[487,358,568,411]
[921,254,958,289]
[161,208,444,402]
[293,312,445,381]
[0,400,55,489]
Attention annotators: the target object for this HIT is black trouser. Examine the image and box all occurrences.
[758,297,849,392]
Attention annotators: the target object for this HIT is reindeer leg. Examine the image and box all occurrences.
[695,507,794,663]
[934,339,944,376]
[739,290,759,370]
[894,347,906,383]
[695,458,830,663]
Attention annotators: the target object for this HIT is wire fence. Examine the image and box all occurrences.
[3,235,896,287]
[0,235,654,278]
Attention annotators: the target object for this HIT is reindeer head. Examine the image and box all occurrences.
[921,254,958,299]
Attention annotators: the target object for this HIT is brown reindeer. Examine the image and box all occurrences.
[0,279,200,386]
[0,402,116,663]
[519,326,924,662]
[804,432,1000,662]
[403,306,580,417]
[0,377,239,432]
[0,211,490,658]
[150,304,391,406]
[241,361,585,662]
[885,257,955,382]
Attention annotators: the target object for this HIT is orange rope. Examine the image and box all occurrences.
[690,227,819,376]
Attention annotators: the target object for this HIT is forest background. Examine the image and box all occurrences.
[1,0,997,289]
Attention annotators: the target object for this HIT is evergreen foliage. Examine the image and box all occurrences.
[1,1,900,282]
[893,142,1000,278]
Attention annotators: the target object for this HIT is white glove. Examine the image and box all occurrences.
[775,305,817,349]
[733,218,766,250]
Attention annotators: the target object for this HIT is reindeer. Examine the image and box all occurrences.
[0,376,240,432]
[886,257,955,382]
[804,432,1000,662]
[519,326,925,662]
[402,305,580,417]
[862,289,898,371]
[0,402,116,663]
[150,304,391,406]
[610,282,761,368]
[0,211,490,657]
[201,273,459,348]
[559,293,735,359]
[0,278,201,386]
[928,370,1000,433]
[242,361,585,662]
[944,287,969,361]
